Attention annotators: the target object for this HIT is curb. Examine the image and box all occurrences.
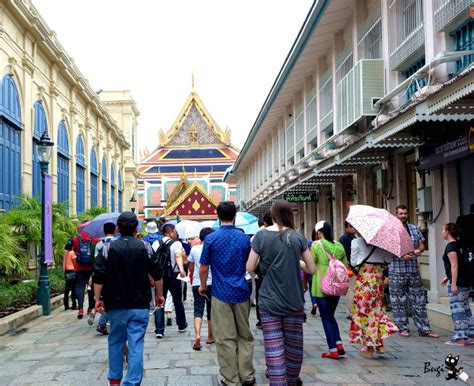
[0,294,64,336]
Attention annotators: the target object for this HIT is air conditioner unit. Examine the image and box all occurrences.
[336,59,385,133]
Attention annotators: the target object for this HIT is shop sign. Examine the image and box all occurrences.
[283,193,318,202]
[418,127,473,170]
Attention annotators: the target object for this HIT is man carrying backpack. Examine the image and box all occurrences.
[93,212,164,386]
[73,232,99,319]
[152,223,188,338]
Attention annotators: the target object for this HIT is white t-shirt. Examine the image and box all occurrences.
[152,237,184,273]
[188,244,212,287]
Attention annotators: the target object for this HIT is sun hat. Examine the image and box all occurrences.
[145,221,159,234]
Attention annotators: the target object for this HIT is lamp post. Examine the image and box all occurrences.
[129,193,137,213]
[36,129,54,316]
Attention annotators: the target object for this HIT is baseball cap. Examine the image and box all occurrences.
[117,211,138,229]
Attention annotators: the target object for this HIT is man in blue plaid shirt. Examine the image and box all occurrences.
[388,204,439,338]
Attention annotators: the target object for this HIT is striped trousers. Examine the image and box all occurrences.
[448,284,474,340]
[261,309,304,386]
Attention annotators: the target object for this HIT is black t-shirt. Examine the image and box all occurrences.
[442,241,471,287]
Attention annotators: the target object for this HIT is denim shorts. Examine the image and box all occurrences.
[192,285,212,320]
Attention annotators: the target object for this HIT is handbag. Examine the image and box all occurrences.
[65,271,76,282]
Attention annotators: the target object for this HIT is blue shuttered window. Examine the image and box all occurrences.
[118,170,123,212]
[57,121,69,209]
[402,57,426,101]
[101,157,107,209]
[76,136,86,214]
[33,101,48,199]
[110,164,115,212]
[90,148,98,208]
[0,75,22,210]
[453,20,474,73]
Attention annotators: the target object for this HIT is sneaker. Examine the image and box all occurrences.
[87,311,96,326]
[321,351,339,360]
[77,309,84,319]
[311,304,317,315]
[445,339,467,346]
[96,326,108,335]
[156,333,164,339]
[178,326,187,333]
[255,321,262,329]
[166,318,172,326]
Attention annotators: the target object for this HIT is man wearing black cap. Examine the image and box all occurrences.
[93,212,164,386]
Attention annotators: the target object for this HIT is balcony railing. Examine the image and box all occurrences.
[319,71,333,131]
[434,0,472,32]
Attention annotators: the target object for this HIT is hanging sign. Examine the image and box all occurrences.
[283,193,318,202]
[44,174,53,265]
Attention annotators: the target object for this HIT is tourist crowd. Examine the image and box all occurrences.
[62,201,474,386]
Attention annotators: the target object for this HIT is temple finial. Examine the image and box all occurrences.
[191,71,195,92]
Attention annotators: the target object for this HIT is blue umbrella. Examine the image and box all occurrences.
[212,212,259,235]
[80,212,121,238]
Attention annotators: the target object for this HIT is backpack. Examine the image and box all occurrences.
[318,241,349,296]
[76,235,93,266]
[153,239,177,279]
[458,242,474,285]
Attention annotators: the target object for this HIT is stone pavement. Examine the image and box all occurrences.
[1,289,473,385]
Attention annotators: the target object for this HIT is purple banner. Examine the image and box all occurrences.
[44,174,53,265]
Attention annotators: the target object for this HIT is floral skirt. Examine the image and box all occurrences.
[349,264,398,347]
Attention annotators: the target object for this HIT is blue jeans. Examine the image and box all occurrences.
[98,311,109,328]
[108,309,149,385]
[307,275,317,305]
[315,296,341,350]
[154,273,188,334]
[74,270,91,310]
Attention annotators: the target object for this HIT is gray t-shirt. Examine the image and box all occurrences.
[251,228,307,316]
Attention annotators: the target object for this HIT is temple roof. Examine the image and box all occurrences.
[157,88,232,149]
[166,173,191,206]
[164,181,218,219]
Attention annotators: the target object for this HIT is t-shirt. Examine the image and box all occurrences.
[152,237,184,273]
[251,228,307,316]
[200,225,251,304]
[188,244,212,287]
[63,250,76,271]
[442,241,471,287]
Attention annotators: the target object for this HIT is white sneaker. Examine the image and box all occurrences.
[156,333,163,339]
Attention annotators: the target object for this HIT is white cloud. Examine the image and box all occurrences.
[32,0,312,151]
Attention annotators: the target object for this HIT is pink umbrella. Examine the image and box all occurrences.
[346,205,414,257]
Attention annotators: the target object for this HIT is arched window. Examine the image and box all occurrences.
[33,101,48,199]
[110,163,115,212]
[57,121,69,209]
[76,136,86,214]
[90,148,98,208]
[118,169,123,212]
[101,157,107,208]
[0,75,22,210]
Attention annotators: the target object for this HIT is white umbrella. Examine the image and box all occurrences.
[175,220,203,240]
[199,220,216,228]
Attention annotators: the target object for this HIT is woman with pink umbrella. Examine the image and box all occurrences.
[346,205,410,358]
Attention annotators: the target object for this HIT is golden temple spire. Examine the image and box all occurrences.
[191,71,195,92]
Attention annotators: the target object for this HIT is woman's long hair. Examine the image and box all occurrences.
[318,222,334,243]
[270,200,295,230]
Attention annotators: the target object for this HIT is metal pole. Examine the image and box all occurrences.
[37,161,51,316]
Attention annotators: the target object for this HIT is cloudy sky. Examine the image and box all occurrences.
[33,0,312,153]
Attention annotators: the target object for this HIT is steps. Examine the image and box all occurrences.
[426,297,474,332]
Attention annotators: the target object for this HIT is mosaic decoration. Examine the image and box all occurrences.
[168,103,222,146]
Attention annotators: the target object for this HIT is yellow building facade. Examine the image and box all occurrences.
[0,0,138,214]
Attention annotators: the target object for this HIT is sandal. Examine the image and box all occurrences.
[357,347,374,358]
[206,338,215,344]
[422,331,440,338]
[376,345,385,354]
[192,338,202,351]
[399,331,410,337]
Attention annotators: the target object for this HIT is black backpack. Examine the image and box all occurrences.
[153,239,177,279]
[458,243,474,285]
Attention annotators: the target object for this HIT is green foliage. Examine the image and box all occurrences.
[77,207,108,223]
[0,221,26,276]
[0,268,65,312]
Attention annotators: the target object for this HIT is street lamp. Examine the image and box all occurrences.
[36,129,54,316]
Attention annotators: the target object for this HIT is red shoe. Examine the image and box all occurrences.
[336,343,345,356]
[86,308,92,315]
[321,351,339,359]
[109,380,121,385]
[192,338,202,351]
[77,309,84,319]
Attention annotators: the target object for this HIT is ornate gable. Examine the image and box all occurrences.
[166,173,191,206]
[158,90,231,148]
[164,181,218,220]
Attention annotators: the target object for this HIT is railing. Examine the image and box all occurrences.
[434,0,472,32]
[295,105,305,153]
[389,0,425,70]
[319,71,333,131]
[306,86,318,145]
[358,5,382,60]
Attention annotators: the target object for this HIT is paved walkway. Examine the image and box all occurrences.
[1,290,473,385]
